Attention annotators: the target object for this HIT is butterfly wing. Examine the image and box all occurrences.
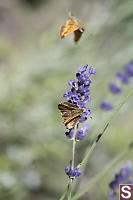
[69,13,85,30]
[60,13,85,43]
[58,102,79,110]
[64,114,80,129]
[58,102,84,129]
[74,29,83,43]
[58,102,78,116]
[60,19,79,39]
[58,104,68,115]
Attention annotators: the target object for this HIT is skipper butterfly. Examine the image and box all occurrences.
[60,12,85,43]
[58,102,85,129]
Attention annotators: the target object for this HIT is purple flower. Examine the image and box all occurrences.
[120,163,131,178]
[65,163,82,179]
[89,66,96,75]
[100,101,113,111]
[65,128,74,139]
[109,179,119,191]
[65,124,89,141]
[109,162,132,190]
[68,79,78,90]
[76,130,86,140]
[116,72,130,83]
[63,65,95,108]
[109,83,122,94]
[78,65,88,73]
[109,162,133,199]
[109,191,115,200]
[76,124,89,141]
[125,61,133,76]
[79,113,87,123]
[62,90,72,101]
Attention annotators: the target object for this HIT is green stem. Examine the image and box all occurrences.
[80,89,133,168]
[59,184,69,200]
[72,142,133,200]
[73,147,89,194]
[67,127,77,200]
[59,128,77,200]
[72,127,77,169]
[68,179,73,200]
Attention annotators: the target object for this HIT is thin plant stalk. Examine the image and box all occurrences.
[59,185,69,200]
[59,127,77,200]
[67,127,77,200]
[67,179,73,200]
[72,127,77,169]
[73,146,89,194]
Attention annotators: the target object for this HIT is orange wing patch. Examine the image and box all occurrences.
[60,12,85,43]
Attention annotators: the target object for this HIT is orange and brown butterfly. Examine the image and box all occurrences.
[60,12,85,43]
[58,102,85,129]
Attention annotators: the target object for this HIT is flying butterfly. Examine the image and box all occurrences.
[60,12,85,43]
[58,102,85,129]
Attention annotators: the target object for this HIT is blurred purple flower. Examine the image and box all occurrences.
[100,101,113,111]
[116,72,130,83]
[109,162,133,199]
[125,61,133,76]
[109,191,115,200]
[101,60,133,112]
[109,83,122,94]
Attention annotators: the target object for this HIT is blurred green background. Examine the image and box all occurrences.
[0,0,133,199]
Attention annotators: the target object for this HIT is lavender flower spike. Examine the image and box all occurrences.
[63,64,95,112]
[62,64,96,140]
[116,72,130,84]
[65,163,82,179]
